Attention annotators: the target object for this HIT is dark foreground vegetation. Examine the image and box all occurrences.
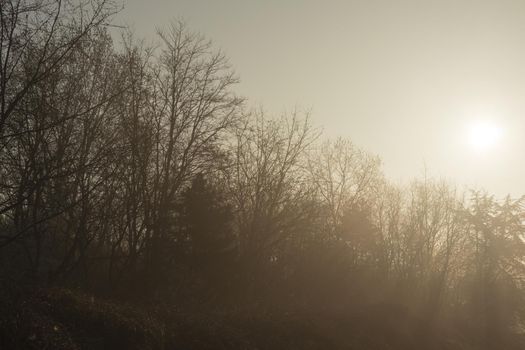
[1,1,525,349]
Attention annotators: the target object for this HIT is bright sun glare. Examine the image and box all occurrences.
[467,120,503,153]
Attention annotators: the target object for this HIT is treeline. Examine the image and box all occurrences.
[1,1,525,348]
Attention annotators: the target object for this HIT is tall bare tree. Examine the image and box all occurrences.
[143,21,243,281]
[227,110,318,265]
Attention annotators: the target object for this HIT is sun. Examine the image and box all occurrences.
[467,120,503,153]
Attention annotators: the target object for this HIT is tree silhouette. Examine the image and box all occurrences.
[178,173,234,275]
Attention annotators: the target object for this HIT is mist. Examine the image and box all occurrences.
[0,1,524,350]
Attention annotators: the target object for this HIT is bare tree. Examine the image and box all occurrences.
[0,25,122,282]
[0,0,118,139]
[227,110,318,265]
[143,21,243,280]
[0,0,119,251]
[307,138,382,238]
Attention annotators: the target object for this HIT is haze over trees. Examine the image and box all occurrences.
[0,1,524,349]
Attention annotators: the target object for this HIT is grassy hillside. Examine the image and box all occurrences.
[2,287,523,350]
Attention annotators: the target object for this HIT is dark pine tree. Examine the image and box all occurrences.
[178,173,235,280]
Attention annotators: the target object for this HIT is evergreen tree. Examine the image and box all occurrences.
[178,174,234,275]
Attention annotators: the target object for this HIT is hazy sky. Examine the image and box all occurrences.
[116,0,525,197]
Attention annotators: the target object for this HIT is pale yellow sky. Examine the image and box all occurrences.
[116,0,525,197]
